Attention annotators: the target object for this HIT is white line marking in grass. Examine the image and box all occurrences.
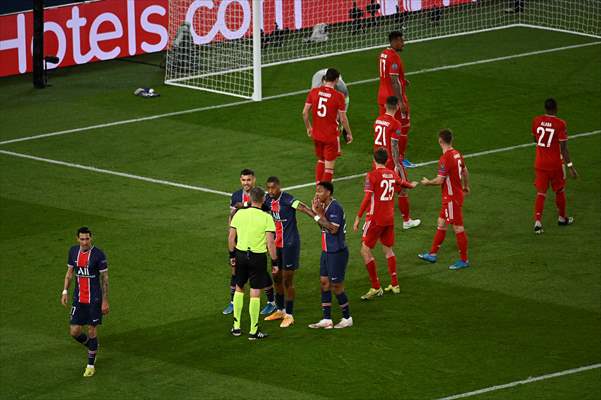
[0,150,231,197]
[1,41,599,147]
[436,363,601,400]
[281,130,601,191]
[1,131,598,196]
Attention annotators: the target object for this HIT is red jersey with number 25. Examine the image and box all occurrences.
[532,114,568,171]
[306,86,346,143]
[365,167,408,226]
[438,149,466,204]
[373,113,403,164]
[377,48,407,105]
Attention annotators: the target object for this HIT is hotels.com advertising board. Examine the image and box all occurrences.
[0,0,474,77]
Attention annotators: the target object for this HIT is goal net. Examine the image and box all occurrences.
[164,0,601,100]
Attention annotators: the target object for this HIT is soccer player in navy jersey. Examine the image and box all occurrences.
[60,227,109,377]
[308,182,353,329]
[223,169,276,315]
[263,176,317,328]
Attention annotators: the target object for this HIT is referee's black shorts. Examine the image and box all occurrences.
[235,250,271,289]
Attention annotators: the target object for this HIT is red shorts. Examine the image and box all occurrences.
[314,138,341,161]
[362,219,394,248]
[439,200,463,226]
[534,167,565,193]
[377,104,411,129]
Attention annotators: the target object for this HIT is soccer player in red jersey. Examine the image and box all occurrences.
[373,95,421,229]
[354,148,417,299]
[378,31,414,168]
[418,129,471,270]
[531,98,578,234]
[303,68,353,183]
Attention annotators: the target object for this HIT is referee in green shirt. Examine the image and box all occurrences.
[228,187,278,340]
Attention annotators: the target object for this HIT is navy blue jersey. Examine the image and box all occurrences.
[321,199,346,252]
[264,191,301,248]
[67,246,107,305]
[230,189,251,211]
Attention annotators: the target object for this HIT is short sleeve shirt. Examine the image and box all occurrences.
[231,207,276,253]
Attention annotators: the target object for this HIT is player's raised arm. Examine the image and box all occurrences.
[302,103,312,137]
[560,141,578,178]
[61,265,74,307]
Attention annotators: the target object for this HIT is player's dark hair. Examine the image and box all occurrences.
[266,176,280,185]
[77,226,92,237]
[240,168,255,177]
[317,181,334,195]
[250,187,265,203]
[544,98,557,112]
[374,147,388,165]
[439,129,453,144]
[324,68,340,82]
[389,31,403,42]
[385,96,399,109]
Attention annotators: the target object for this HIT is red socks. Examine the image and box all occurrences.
[430,228,446,255]
[398,195,410,222]
[555,190,566,219]
[322,168,334,182]
[365,259,380,289]
[386,255,398,286]
[534,192,546,221]
[455,231,468,262]
[398,135,408,157]
[315,160,325,183]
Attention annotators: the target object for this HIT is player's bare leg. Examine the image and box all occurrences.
[69,324,96,377]
[280,270,296,328]
[264,269,285,321]
[418,217,446,263]
[360,244,383,300]
[382,245,400,293]
[332,282,353,329]
[449,224,469,270]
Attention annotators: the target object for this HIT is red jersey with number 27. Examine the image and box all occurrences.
[306,86,346,143]
[378,48,407,105]
[532,114,568,171]
[438,149,466,204]
[364,167,408,226]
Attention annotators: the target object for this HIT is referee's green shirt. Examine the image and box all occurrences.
[230,207,276,253]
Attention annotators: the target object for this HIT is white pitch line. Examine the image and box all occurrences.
[281,130,601,191]
[0,150,231,197]
[1,41,599,147]
[1,131,598,196]
[436,363,601,400]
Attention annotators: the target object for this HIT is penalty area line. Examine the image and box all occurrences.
[0,41,599,147]
[436,363,601,400]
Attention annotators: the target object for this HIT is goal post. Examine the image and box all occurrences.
[164,0,601,101]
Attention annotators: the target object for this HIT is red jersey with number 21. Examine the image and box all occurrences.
[364,168,407,226]
[306,86,346,143]
[532,114,568,171]
[438,149,466,204]
[373,113,403,164]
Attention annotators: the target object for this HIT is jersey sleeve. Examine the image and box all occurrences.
[391,120,402,140]
[336,91,346,112]
[438,155,449,177]
[67,248,74,268]
[230,212,240,229]
[327,203,344,227]
[558,120,568,141]
[305,89,314,105]
[364,173,374,193]
[388,53,400,76]
[230,193,237,209]
[291,199,301,209]
[97,249,108,272]
[265,213,276,232]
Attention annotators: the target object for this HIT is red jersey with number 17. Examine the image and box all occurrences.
[438,148,466,204]
[532,114,568,171]
[364,167,410,226]
[306,86,346,143]
[377,48,407,105]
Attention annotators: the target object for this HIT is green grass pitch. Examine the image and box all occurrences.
[0,26,600,399]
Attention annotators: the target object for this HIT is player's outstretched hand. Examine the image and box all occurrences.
[353,216,360,232]
[463,186,471,195]
[61,293,68,307]
[346,132,353,144]
[568,166,579,179]
[102,300,110,315]
[409,181,418,188]
[307,128,313,138]
[272,266,280,275]
[420,177,429,185]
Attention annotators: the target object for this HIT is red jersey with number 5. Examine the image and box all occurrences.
[306,86,346,143]
[373,113,403,164]
[438,149,466,204]
[532,114,568,171]
[377,48,407,105]
[364,167,408,226]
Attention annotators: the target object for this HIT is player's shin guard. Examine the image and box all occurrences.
[386,255,399,286]
[249,297,260,335]
[534,192,546,221]
[430,228,447,255]
[233,291,244,330]
[365,259,381,289]
[555,190,566,219]
[322,168,334,182]
[87,337,98,367]
[398,195,410,222]
[455,231,468,262]
[73,333,88,346]
[321,290,332,320]
[315,160,325,183]
[335,292,351,319]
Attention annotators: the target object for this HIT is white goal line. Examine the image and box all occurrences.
[436,362,601,400]
[1,130,599,197]
[0,41,598,147]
